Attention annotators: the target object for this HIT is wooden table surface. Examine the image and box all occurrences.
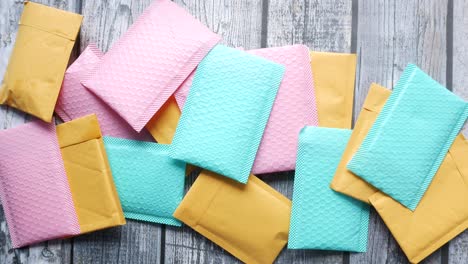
[0,0,467,263]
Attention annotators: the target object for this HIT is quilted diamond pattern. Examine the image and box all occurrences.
[348,64,468,211]
[83,0,221,132]
[55,44,153,141]
[103,137,185,226]
[288,127,369,252]
[248,45,318,174]
[0,121,80,248]
[170,45,285,183]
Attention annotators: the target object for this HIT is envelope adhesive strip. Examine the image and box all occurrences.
[56,44,153,141]
[369,135,468,264]
[56,114,126,233]
[170,45,285,183]
[103,137,185,226]
[83,0,221,132]
[0,121,80,248]
[174,170,291,264]
[0,2,82,122]
[248,45,319,174]
[310,51,357,129]
[348,64,468,210]
[330,83,391,203]
[289,127,370,252]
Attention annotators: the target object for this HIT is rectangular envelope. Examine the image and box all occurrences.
[347,64,468,210]
[170,45,285,183]
[0,2,82,122]
[83,0,220,132]
[288,127,369,252]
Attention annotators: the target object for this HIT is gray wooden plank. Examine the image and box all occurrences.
[163,2,263,262]
[351,1,448,264]
[264,1,352,263]
[0,1,79,263]
[74,0,163,263]
[448,0,468,263]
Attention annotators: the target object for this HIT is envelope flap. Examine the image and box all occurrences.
[362,83,392,113]
[56,114,102,148]
[20,2,82,40]
[448,134,468,185]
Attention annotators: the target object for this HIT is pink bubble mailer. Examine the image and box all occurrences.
[0,121,80,248]
[55,44,153,141]
[82,0,221,132]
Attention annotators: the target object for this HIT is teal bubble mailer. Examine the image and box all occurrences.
[103,137,185,226]
[288,127,370,252]
[170,45,285,184]
[347,64,468,211]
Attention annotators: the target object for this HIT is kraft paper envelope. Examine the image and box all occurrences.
[56,44,152,141]
[170,45,285,183]
[348,64,468,210]
[83,0,220,132]
[330,83,391,203]
[0,120,80,248]
[56,114,126,233]
[145,96,181,144]
[174,170,291,264]
[369,134,468,264]
[288,127,369,252]
[310,51,356,129]
[248,45,319,174]
[103,137,185,226]
[0,2,82,122]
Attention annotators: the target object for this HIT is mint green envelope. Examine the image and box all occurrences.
[170,45,285,184]
[103,137,185,226]
[288,127,369,252]
[347,64,468,211]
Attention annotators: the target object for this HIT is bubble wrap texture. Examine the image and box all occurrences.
[55,44,153,141]
[288,127,369,252]
[348,64,468,211]
[83,0,221,132]
[170,45,285,183]
[248,45,318,174]
[0,121,80,248]
[103,137,185,226]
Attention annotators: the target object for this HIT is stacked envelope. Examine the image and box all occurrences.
[0,1,467,264]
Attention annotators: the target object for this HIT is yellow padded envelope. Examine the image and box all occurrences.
[56,114,125,233]
[174,170,291,264]
[370,135,468,264]
[0,2,82,122]
[310,51,356,129]
[330,83,390,202]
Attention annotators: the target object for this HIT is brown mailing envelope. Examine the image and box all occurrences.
[56,114,125,233]
[310,51,356,129]
[174,170,291,264]
[0,2,82,122]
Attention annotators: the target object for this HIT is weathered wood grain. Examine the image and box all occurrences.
[448,0,468,263]
[0,1,79,263]
[351,1,448,264]
[74,1,163,263]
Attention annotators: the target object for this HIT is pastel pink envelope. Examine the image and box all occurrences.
[0,121,80,248]
[83,0,221,132]
[55,44,153,141]
[248,45,318,174]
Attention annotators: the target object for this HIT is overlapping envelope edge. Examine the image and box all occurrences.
[56,114,127,232]
[55,44,104,123]
[0,120,81,248]
[102,136,184,226]
[0,2,83,122]
[82,0,221,133]
[310,51,357,129]
[173,170,291,264]
[368,134,468,264]
[170,46,286,184]
[330,83,391,203]
[348,64,468,211]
